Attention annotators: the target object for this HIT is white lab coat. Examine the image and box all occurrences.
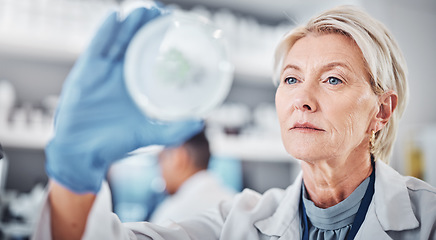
[33,160,436,240]
[149,170,235,224]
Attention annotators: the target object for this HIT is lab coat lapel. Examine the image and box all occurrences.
[373,161,419,231]
[254,173,303,239]
[354,202,393,240]
[355,160,419,239]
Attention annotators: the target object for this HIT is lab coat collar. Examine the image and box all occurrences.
[254,160,420,238]
[254,172,303,238]
[372,160,419,231]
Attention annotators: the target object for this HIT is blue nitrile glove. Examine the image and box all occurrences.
[45,6,203,194]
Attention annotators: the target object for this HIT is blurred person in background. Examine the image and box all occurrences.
[33,3,436,240]
[149,129,235,225]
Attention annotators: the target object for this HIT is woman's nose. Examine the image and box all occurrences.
[293,85,317,112]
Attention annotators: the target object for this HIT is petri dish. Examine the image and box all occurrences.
[124,10,234,121]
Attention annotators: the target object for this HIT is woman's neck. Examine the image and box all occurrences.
[301,153,373,209]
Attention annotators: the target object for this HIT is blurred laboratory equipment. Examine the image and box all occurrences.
[252,103,281,135]
[0,81,15,123]
[206,103,251,135]
[125,10,234,121]
[419,126,436,187]
[0,80,56,149]
[205,103,291,163]
[0,183,45,239]
[405,133,424,180]
[0,145,46,239]
[0,144,6,192]
[0,0,116,60]
[404,126,436,187]
[0,80,51,238]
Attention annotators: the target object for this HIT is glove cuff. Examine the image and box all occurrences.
[45,140,108,194]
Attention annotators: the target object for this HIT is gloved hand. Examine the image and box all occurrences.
[46,5,203,194]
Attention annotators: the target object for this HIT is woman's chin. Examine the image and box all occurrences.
[286,147,333,163]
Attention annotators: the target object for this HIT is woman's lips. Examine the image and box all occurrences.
[290,122,325,132]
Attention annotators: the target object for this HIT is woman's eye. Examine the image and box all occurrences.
[285,77,298,85]
[327,77,343,85]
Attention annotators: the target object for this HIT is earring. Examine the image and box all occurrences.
[369,130,376,153]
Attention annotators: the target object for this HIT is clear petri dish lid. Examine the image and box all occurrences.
[124,10,234,121]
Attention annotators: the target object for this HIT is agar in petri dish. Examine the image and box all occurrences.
[124,10,234,121]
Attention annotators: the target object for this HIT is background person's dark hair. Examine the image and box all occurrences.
[182,130,210,170]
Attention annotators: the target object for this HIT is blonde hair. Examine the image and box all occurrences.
[273,5,408,163]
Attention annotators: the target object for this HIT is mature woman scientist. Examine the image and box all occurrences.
[33,3,436,240]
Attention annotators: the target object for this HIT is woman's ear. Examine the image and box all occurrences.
[374,90,398,131]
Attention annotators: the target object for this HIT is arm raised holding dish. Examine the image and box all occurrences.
[40,6,203,240]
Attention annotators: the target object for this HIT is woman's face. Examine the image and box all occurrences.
[275,33,379,163]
